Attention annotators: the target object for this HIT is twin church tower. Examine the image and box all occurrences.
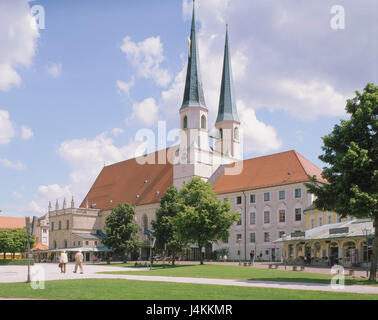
[174,1,242,188]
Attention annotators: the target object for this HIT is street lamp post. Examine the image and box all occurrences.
[362,228,370,278]
[25,217,31,283]
[238,238,241,266]
[282,234,287,270]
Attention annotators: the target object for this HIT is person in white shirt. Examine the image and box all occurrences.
[59,250,68,273]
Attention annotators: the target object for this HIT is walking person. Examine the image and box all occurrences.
[250,251,255,266]
[59,250,68,273]
[73,250,84,274]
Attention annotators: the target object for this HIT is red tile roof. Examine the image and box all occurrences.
[81,149,325,209]
[32,242,49,251]
[80,148,174,210]
[213,150,326,195]
[0,217,26,230]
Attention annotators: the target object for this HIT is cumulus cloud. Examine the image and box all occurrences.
[28,131,148,215]
[117,78,135,95]
[126,98,159,126]
[180,0,375,121]
[120,36,172,87]
[111,128,124,136]
[0,158,26,170]
[21,125,34,139]
[46,62,62,78]
[0,0,40,91]
[237,100,282,153]
[0,110,16,144]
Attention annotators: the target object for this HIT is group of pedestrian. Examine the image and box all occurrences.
[58,250,84,274]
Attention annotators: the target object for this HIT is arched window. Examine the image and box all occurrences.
[201,115,206,129]
[234,127,239,140]
[219,128,223,139]
[183,116,188,129]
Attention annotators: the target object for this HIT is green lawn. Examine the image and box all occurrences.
[0,279,377,300]
[98,264,378,286]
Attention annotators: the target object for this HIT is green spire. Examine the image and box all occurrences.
[181,0,206,109]
[216,24,240,123]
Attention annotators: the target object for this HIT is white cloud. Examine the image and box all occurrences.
[237,100,282,153]
[0,110,15,144]
[11,190,22,199]
[117,79,135,95]
[127,98,159,126]
[46,62,62,78]
[0,158,26,170]
[0,0,40,91]
[111,128,124,136]
[120,36,172,87]
[21,125,33,139]
[28,132,147,215]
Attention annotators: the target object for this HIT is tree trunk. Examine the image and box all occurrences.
[199,246,204,265]
[368,215,378,281]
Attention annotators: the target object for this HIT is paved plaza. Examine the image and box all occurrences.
[0,263,378,297]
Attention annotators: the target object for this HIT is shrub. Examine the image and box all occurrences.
[0,259,35,265]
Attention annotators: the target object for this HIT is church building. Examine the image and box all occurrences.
[45,2,326,262]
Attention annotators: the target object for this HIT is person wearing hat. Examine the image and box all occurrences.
[59,250,68,273]
[73,250,84,274]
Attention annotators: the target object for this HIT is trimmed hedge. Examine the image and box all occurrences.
[0,259,35,265]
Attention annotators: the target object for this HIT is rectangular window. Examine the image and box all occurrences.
[250,233,256,243]
[66,220,69,230]
[250,194,256,203]
[264,192,270,201]
[319,216,323,226]
[85,241,89,245]
[58,221,61,230]
[264,211,270,224]
[279,190,285,200]
[236,196,242,205]
[327,215,332,224]
[279,209,286,223]
[295,188,301,198]
[295,208,302,221]
[264,232,270,242]
[237,214,242,225]
[236,234,242,243]
[43,229,47,233]
[78,241,81,246]
[250,212,256,225]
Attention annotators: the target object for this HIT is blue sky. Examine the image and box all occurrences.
[0,0,376,217]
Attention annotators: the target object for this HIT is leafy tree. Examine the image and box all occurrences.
[103,203,140,262]
[0,230,13,259]
[151,186,186,265]
[306,83,378,281]
[174,177,238,265]
[0,229,35,259]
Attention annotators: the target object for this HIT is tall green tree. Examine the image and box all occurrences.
[0,229,35,259]
[306,83,378,281]
[174,177,238,265]
[151,186,185,265]
[0,230,13,259]
[103,203,140,262]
